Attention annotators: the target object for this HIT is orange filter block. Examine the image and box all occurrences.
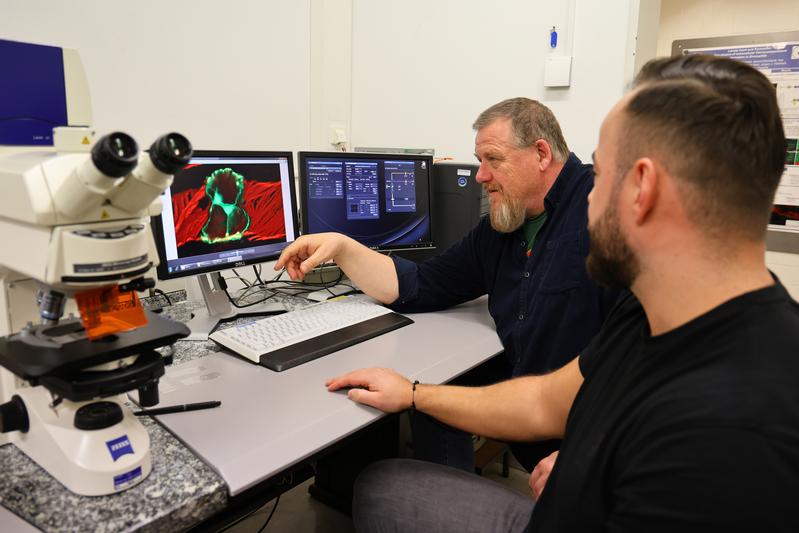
[74,286,148,340]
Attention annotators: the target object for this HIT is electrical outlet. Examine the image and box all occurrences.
[329,123,348,147]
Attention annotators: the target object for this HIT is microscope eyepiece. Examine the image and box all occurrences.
[148,132,193,174]
[91,132,139,178]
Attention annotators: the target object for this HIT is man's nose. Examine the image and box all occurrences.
[475,163,491,184]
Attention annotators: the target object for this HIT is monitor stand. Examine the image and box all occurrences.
[184,273,285,341]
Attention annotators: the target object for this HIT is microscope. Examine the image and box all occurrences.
[0,131,192,495]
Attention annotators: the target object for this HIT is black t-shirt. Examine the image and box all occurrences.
[528,282,799,532]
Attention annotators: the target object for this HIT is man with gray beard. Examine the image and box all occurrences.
[276,98,618,471]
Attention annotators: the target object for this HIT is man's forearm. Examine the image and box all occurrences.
[414,358,583,442]
[334,239,399,303]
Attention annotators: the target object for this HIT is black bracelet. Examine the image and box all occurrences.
[411,380,420,412]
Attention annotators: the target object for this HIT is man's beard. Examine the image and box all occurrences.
[586,195,640,289]
[488,188,526,233]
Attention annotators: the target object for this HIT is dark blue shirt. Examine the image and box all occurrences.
[389,154,619,377]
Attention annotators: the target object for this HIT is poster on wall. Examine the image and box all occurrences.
[673,33,799,242]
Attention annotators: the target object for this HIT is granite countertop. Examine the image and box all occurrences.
[0,416,226,533]
[0,288,320,532]
[0,292,239,532]
[160,290,314,366]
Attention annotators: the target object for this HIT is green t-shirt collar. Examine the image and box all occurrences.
[522,211,547,251]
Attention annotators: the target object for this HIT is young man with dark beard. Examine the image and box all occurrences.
[326,54,799,532]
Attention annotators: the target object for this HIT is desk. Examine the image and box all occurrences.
[0,296,500,530]
[156,296,502,497]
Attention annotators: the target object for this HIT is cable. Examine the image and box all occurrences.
[215,495,279,533]
[264,273,356,300]
[216,507,258,532]
[229,269,254,288]
[253,264,264,285]
[218,264,358,307]
[225,286,281,309]
[152,288,172,306]
[256,495,280,533]
[216,272,281,309]
[216,471,296,533]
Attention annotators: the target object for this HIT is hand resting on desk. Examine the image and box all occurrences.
[331,366,564,503]
[326,367,413,413]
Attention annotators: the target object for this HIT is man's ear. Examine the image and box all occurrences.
[534,140,554,172]
[630,157,658,225]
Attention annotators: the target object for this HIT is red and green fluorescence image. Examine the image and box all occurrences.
[170,163,287,258]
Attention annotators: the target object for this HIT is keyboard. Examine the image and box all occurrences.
[209,296,413,371]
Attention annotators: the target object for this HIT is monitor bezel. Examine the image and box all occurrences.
[151,150,299,281]
[297,151,435,253]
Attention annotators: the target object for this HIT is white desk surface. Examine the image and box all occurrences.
[154,297,501,496]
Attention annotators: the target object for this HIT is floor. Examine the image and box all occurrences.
[227,458,531,533]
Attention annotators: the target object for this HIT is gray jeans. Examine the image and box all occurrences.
[352,459,534,533]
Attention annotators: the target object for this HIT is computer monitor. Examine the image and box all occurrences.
[392,162,486,263]
[151,150,299,339]
[298,152,435,252]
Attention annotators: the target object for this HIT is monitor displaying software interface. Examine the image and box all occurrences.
[298,152,434,251]
[153,151,299,280]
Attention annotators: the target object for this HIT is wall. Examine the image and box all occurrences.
[0,0,312,293]
[0,0,311,153]
[0,1,677,296]
[349,0,657,163]
[309,0,353,151]
[657,0,799,298]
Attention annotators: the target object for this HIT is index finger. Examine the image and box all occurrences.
[275,239,304,270]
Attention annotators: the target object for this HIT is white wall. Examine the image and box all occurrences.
[349,0,654,163]
[0,0,311,153]
[309,0,353,151]
[1,0,312,293]
[657,0,799,298]
[0,1,667,296]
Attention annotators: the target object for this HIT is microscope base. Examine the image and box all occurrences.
[0,368,16,446]
[13,386,151,496]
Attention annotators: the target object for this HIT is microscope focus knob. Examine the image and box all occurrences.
[0,395,29,433]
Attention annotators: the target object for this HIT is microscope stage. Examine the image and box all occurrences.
[0,311,188,380]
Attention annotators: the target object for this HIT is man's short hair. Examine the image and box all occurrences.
[623,54,786,240]
[473,97,570,161]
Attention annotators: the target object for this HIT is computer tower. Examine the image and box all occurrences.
[395,161,485,262]
[431,161,485,250]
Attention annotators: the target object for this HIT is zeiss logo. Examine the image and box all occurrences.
[106,435,134,462]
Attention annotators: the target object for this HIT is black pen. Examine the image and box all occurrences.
[133,401,221,416]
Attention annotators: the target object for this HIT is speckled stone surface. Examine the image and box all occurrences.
[0,416,226,533]
[0,290,316,532]
[0,292,226,533]
[154,291,314,365]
